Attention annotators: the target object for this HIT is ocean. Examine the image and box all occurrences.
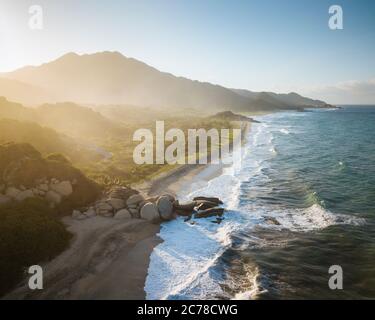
[145,106,375,300]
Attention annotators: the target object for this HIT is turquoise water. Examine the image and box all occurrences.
[146,106,375,300]
[225,106,375,299]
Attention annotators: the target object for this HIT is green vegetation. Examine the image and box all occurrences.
[0,198,72,297]
[0,142,102,213]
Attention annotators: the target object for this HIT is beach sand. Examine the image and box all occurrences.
[5,121,251,300]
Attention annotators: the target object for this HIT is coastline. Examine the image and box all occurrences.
[5,121,252,300]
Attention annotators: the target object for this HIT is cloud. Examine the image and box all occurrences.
[303,79,375,105]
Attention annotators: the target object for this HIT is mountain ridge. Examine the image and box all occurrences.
[1,51,333,110]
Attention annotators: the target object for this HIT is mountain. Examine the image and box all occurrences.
[0,97,122,139]
[0,78,56,106]
[1,51,332,111]
[233,89,331,109]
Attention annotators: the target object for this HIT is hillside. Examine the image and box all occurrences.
[1,52,332,111]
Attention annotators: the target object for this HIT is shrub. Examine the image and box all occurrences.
[0,198,72,296]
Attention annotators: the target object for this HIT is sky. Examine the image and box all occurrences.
[0,0,374,104]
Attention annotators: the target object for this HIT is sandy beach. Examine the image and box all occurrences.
[5,122,250,300]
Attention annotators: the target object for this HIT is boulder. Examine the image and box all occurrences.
[195,207,224,219]
[109,186,139,201]
[0,194,11,206]
[156,196,174,220]
[193,196,223,204]
[72,210,87,220]
[15,189,34,202]
[45,190,62,204]
[95,201,113,211]
[114,209,132,220]
[265,217,281,226]
[5,187,21,199]
[140,203,160,222]
[195,200,218,210]
[126,194,145,206]
[84,207,96,218]
[51,181,73,197]
[161,193,175,203]
[107,198,125,210]
[128,204,138,209]
[174,201,196,211]
[38,184,49,192]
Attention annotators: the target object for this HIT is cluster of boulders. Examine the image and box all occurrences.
[71,186,225,224]
[0,178,75,207]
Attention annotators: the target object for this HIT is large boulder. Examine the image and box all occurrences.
[126,194,145,206]
[114,209,132,220]
[45,190,62,204]
[195,200,218,210]
[51,180,73,197]
[157,196,174,221]
[174,201,196,211]
[195,207,224,219]
[107,198,125,210]
[140,203,160,222]
[15,189,34,202]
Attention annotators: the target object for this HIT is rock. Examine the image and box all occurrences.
[128,204,138,209]
[114,209,132,219]
[72,210,84,220]
[174,209,194,217]
[45,190,62,204]
[195,200,218,210]
[5,187,21,199]
[101,211,114,218]
[15,189,34,202]
[140,203,160,222]
[195,207,224,219]
[0,184,5,192]
[84,207,96,218]
[0,194,11,206]
[161,193,175,203]
[38,184,49,192]
[107,198,125,210]
[126,194,145,206]
[95,201,113,211]
[156,196,174,220]
[265,217,281,226]
[174,201,196,211]
[193,196,223,205]
[109,186,139,201]
[51,181,73,197]
[129,208,139,218]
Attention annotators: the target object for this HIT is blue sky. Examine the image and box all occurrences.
[0,0,374,103]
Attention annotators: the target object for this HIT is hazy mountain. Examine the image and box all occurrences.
[233,89,330,108]
[2,51,331,111]
[0,97,123,139]
[0,78,56,106]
